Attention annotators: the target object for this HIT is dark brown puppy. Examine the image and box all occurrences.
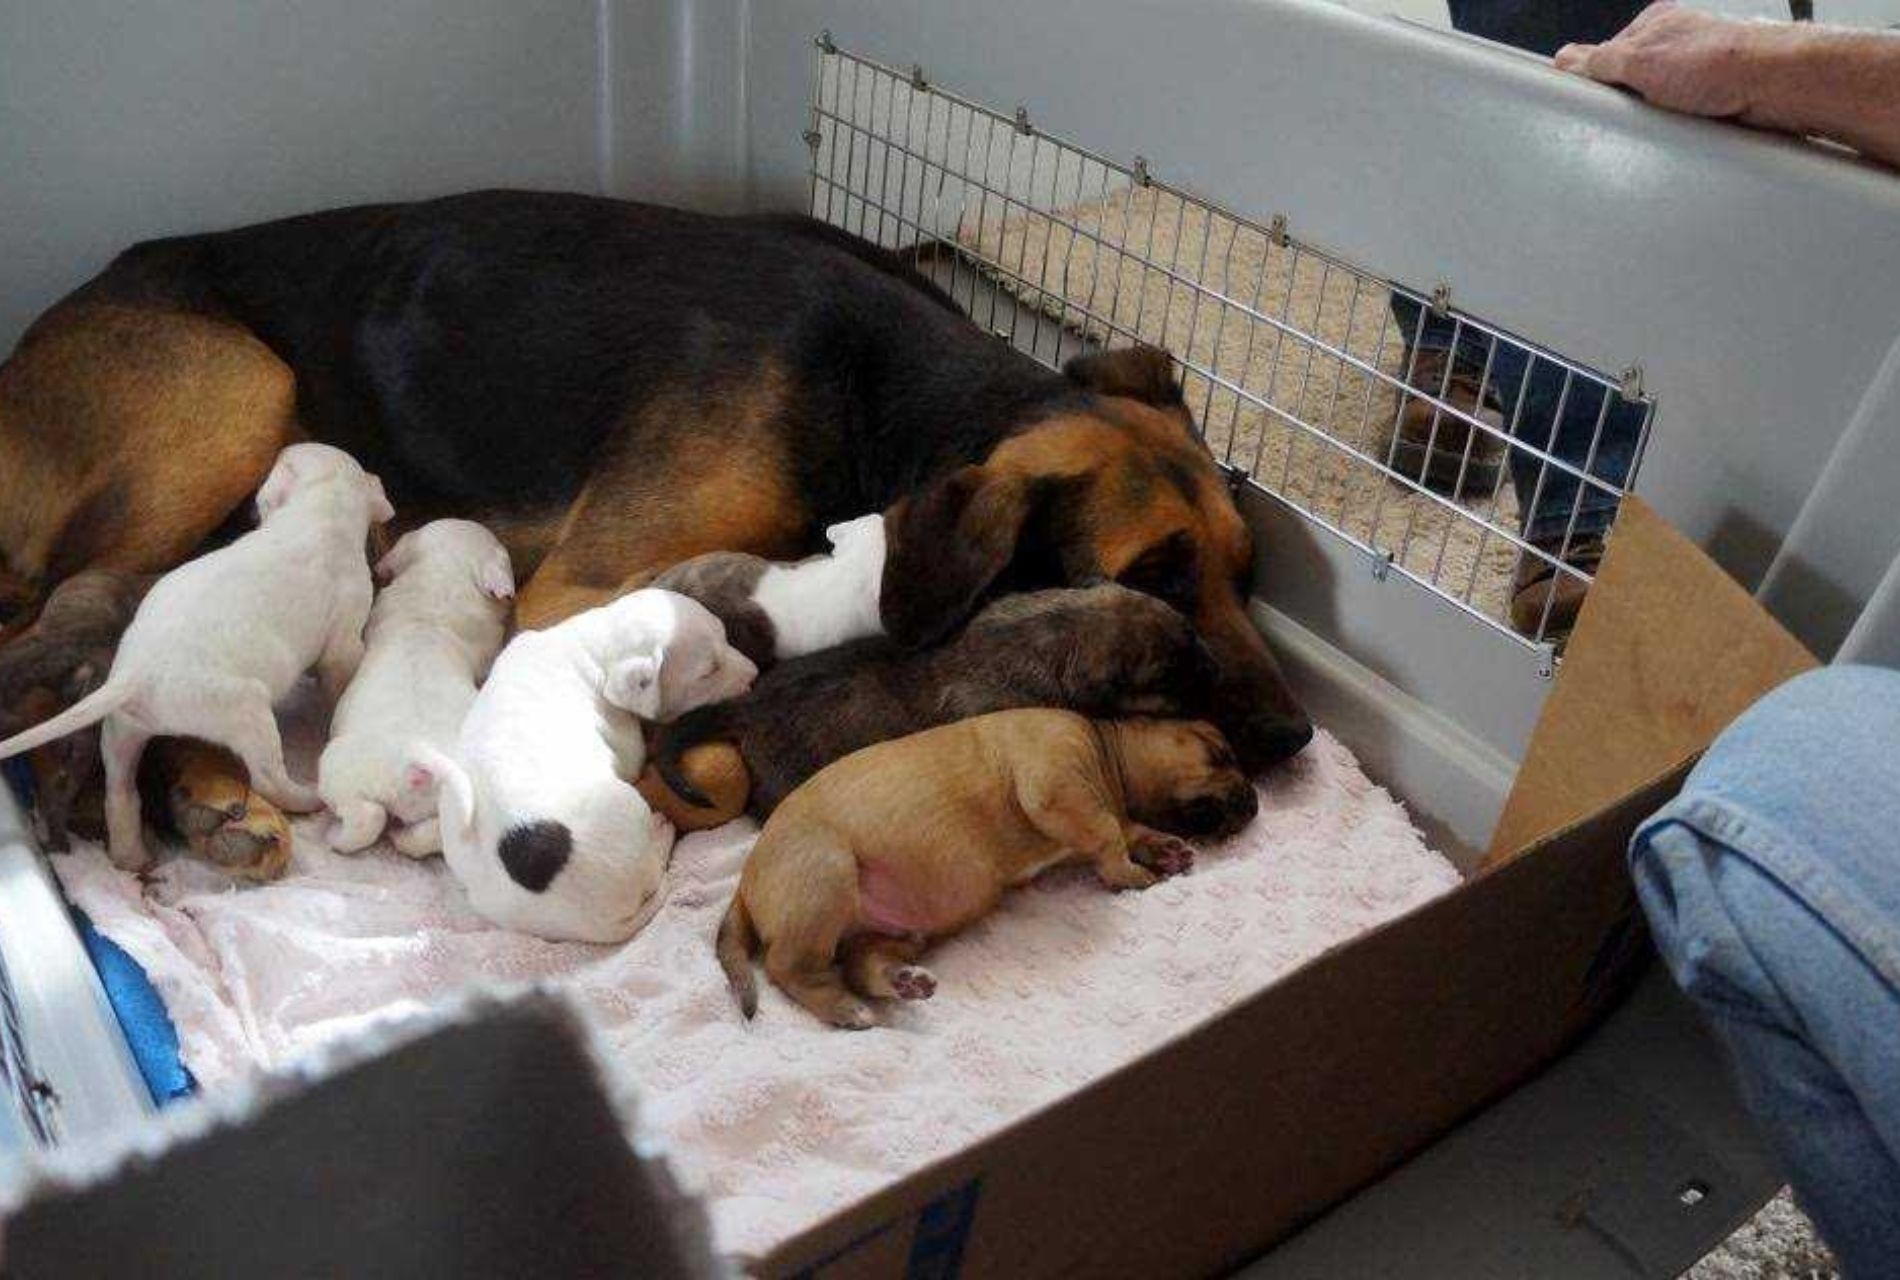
[0,570,148,849]
[0,194,1310,811]
[645,584,1219,829]
[717,710,1257,1028]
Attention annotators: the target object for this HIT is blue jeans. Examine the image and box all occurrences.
[1446,0,1650,57]
[1630,666,1900,1277]
[1388,0,1652,547]
[1389,298,1646,546]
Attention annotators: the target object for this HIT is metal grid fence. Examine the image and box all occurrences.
[803,34,1655,653]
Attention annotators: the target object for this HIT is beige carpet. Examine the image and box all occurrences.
[1692,1189,1838,1279]
[955,184,1525,629]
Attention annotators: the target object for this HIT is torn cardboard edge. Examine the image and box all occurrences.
[1487,495,1818,866]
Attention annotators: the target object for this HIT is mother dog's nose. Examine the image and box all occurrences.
[1242,717,1314,768]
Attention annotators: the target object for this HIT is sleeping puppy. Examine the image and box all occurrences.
[318,520,514,857]
[415,589,756,944]
[718,708,1257,1028]
[0,443,394,870]
[140,738,296,882]
[0,570,150,850]
[646,584,1220,829]
[651,514,886,669]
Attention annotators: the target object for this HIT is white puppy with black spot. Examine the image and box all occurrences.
[414,588,757,943]
[0,443,393,870]
[318,519,514,858]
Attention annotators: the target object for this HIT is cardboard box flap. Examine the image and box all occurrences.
[1486,496,1817,867]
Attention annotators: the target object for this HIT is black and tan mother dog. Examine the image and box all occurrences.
[0,190,1312,814]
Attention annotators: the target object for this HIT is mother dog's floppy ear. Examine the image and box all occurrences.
[1063,345,1186,412]
[881,464,1066,648]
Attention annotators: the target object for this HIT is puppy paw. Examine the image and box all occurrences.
[192,802,293,883]
[1097,859,1159,892]
[889,965,937,1001]
[828,999,878,1030]
[1133,832,1195,878]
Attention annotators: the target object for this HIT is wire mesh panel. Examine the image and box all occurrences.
[803,34,1655,654]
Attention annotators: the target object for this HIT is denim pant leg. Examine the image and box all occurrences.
[1630,666,1900,1277]
[1389,295,1644,544]
[1444,0,1652,56]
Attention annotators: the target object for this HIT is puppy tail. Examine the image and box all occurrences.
[651,704,736,810]
[404,745,476,846]
[716,893,760,1019]
[0,678,133,761]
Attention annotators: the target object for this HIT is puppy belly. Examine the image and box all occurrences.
[854,860,988,938]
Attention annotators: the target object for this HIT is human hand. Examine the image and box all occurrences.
[1554,3,1771,123]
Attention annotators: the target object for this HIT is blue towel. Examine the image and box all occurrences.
[73,909,196,1105]
[5,760,195,1106]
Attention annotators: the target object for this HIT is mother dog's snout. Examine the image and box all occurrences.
[1193,600,1314,771]
[1244,718,1314,768]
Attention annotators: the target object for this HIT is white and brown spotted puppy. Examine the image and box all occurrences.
[651,514,885,669]
[318,519,514,857]
[717,708,1257,1028]
[415,588,756,944]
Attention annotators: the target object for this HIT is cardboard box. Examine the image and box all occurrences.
[754,497,1816,1279]
[1,499,1815,1279]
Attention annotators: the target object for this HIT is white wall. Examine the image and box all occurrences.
[0,0,602,349]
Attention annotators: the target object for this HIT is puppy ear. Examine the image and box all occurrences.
[365,474,396,525]
[602,650,665,720]
[823,514,882,553]
[403,762,434,792]
[474,545,516,601]
[1063,345,1186,411]
[374,532,416,584]
[880,464,1065,648]
[255,450,303,519]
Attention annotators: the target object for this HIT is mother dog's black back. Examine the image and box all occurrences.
[63,191,1068,522]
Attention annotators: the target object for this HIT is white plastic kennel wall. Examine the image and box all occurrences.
[2,0,1898,1272]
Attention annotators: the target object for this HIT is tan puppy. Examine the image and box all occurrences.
[141,739,295,882]
[717,709,1257,1029]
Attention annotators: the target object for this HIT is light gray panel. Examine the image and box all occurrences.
[0,0,601,351]
[607,0,749,210]
[1757,333,1900,659]
[742,0,1900,597]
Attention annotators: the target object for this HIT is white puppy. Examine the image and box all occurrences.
[415,589,757,943]
[650,514,886,668]
[318,519,514,858]
[0,443,393,870]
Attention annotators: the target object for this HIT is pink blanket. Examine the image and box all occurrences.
[52,727,1457,1262]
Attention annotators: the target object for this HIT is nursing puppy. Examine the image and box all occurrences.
[718,709,1257,1028]
[0,570,149,850]
[318,520,514,857]
[648,584,1220,828]
[418,589,756,944]
[0,443,393,870]
[652,514,886,669]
